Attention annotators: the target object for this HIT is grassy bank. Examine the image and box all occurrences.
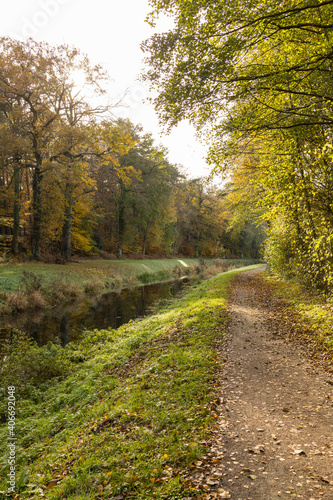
[263,272,333,356]
[0,258,260,314]
[0,265,261,499]
[0,258,203,294]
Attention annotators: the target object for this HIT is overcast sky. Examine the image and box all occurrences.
[1,0,211,178]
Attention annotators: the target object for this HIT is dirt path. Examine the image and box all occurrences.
[191,269,333,499]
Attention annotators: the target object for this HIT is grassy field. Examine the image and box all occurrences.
[0,265,261,500]
[0,258,261,294]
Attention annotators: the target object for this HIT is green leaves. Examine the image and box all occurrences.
[143,0,333,156]
[143,0,333,291]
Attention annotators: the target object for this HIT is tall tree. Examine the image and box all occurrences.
[143,0,333,288]
[0,37,108,259]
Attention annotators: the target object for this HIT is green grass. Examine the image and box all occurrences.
[0,258,260,294]
[0,258,207,294]
[0,265,261,499]
[264,272,333,351]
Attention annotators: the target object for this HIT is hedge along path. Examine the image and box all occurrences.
[188,269,333,499]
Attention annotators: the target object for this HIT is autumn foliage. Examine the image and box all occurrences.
[143,0,333,292]
[0,38,263,262]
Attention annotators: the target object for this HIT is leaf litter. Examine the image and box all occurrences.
[183,269,333,499]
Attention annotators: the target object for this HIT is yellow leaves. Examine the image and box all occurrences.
[71,229,94,254]
[113,165,142,186]
[98,124,136,159]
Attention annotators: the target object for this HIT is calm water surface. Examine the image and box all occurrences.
[0,280,186,346]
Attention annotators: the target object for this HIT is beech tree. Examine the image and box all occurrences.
[143,0,333,133]
[0,123,31,255]
[0,38,255,262]
[0,37,108,259]
[143,0,333,289]
[94,120,179,257]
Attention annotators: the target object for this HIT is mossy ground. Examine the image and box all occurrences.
[0,265,260,500]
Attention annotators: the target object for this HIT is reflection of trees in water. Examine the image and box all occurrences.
[60,313,69,347]
[0,280,186,346]
[23,311,45,344]
[116,291,123,329]
[30,324,40,344]
[142,286,145,312]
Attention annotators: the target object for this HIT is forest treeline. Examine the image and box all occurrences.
[143,0,333,292]
[0,38,264,262]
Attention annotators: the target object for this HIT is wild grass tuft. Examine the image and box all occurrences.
[84,278,105,296]
[27,290,46,309]
[112,274,123,293]
[125,273,139,290]
[5,292,29,311]
[264,272,333,352]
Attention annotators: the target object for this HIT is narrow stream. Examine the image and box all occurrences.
[0,279,187,346]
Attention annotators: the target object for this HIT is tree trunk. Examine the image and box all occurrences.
[32,162,43,260]
[117,183,126,259]
[61,192,74,262]
[195,183,203,258]
[11,162,20,255]
[142,225,149,256]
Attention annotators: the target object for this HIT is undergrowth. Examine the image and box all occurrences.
[0,265,260,499]
[263,272,333,353]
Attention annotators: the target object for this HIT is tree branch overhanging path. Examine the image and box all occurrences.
[143,0,333,295]
[186,269,333,499]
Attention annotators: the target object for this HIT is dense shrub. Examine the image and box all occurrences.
[0,332,72,422]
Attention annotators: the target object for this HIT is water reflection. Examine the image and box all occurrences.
[60,313,69,347]
[0,280,186,346]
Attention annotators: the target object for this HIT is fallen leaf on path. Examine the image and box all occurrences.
[206,478,219,485]
[217,489,231,499]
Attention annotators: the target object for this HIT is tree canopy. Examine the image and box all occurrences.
[143,0,333,132]
[0,37,260,262]
[143,0,333,291]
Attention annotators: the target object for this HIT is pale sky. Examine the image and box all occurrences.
[1,0,211,178]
